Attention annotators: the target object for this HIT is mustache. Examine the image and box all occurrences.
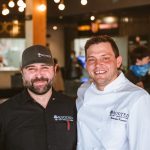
[31,77,48,83]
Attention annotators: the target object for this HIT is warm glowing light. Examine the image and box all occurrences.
[8,0,15,8]
[54,0,60,3]
[53,26,58,30]
[37,4,46,12]
[122,17,129,22]
[58,3,65,10]
[11,23,20,36]
[135,36,141,43]
[22,3,26,8]
[103,16,118,24]
[17,0,24,7]
[18,6,24,12]
[2,4,10,16]
[2,0,26,16]
[90,15,95,21]
[99,23,118,29]
[78,25,90,31]
[13,20,19,24]
[2,9,10,15]
[81,0,88,5]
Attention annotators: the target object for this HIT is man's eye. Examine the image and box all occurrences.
[103,57,110,61]
[87,58,95,62]
[42,67,50,70]
[27,67,35,71]
[42,65,52,69]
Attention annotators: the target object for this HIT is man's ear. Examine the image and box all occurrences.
[54,64,58,73]
[20,67,23,75]
[20,68,24,81]
[117,56,122,69]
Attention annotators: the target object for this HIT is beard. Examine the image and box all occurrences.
[24,77,52,95]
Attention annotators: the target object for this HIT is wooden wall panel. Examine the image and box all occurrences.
[33,0,47,45]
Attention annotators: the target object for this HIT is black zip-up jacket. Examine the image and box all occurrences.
[0,89,77,150]
[125,70,150,93]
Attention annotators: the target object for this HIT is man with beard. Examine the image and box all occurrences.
[0,45,77,150]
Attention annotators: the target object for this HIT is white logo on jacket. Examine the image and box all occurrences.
[53,115,73,121]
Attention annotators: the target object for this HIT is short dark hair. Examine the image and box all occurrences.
[84,35,120,58]
[130,45,150,64]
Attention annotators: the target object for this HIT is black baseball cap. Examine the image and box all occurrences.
[21,45,54,68]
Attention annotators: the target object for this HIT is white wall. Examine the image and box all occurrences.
[47,27,65,67]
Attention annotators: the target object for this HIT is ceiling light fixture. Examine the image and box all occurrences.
[2,4,10,16]
[37,4,46,12]
[102,16,118,24]
[53,25,58,30]
[8,0,15,8]
[17,0,25,7]
[18,6,24,12]
[81,0,88,5]
[3,0,26,16]
[58,0,65,11]
[90,15,95,21]
[122,17,129,23]
[53,0,87,11]
[54,0,61,3]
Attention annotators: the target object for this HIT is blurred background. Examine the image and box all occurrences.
[0,0,150,100]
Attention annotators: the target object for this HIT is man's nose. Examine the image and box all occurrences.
[35,69,43,77]
[95,59,104,66]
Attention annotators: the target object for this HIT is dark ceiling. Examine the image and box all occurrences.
[0,0,150,24]
[47,0,150,17]
[47,4,150,24]
[48,0,150,25]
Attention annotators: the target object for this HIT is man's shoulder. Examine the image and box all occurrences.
[77,81,91,98]
[0,90,25,110]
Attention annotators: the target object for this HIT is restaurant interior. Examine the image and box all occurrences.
[0,0,150,101]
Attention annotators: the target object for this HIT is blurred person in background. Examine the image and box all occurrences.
[69,50,83,80]
[53,58,65,92]
[126,45,150,92]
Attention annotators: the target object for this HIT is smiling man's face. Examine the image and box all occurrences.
[86,42,122,90]
[22,63,56,95]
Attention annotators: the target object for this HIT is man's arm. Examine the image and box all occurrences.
[127,93,150,150]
